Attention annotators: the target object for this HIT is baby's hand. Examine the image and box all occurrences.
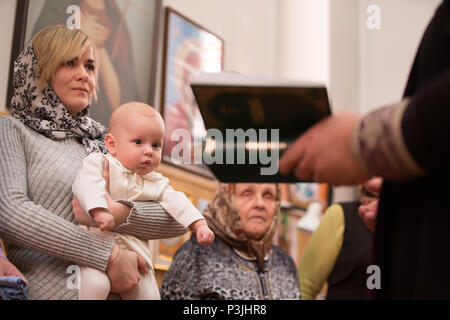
[196,224,215,246]
[189,219,214,245]
[90,208,115,231]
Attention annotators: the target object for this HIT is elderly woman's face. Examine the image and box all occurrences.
[50,47,96,115]
[234,183,277,239]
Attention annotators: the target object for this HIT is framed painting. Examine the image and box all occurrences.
[160,7,224,179]
[289,183,331,210]
[7,0,162,127]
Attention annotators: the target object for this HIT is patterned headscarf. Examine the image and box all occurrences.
[203,183,280,270]
[8,42,107,154]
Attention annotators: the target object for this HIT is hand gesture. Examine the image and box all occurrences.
[279,112,371,185]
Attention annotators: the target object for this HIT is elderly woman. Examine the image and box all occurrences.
[160,183,301,300]
[0,25,185,300]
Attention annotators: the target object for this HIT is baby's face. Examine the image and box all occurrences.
[112,113,164,175]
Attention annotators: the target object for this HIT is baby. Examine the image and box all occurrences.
[72,102,214,300]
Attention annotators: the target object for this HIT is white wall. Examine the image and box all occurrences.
[278,0,329,85]
[359,0,441,113]
[329,0,359,113]
[158,0,278,111]
[163,0,278,77]
[0,0,16,112]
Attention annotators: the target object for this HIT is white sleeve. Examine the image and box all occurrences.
[72,153,109,216]
[158,185,205,229]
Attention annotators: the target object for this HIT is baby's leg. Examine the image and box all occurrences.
[119,271,160,300]
[79,265,111,300]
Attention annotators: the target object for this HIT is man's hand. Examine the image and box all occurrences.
[358,177,383,231]
[279,112,371,186]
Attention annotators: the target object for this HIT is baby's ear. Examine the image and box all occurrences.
[105,133,116,155]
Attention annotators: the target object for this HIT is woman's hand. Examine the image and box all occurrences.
[0,258,27,283]
[106,245,148,294]
[72,196,98,226]
[101,159,131,226]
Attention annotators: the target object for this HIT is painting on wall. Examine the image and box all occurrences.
[289,183,330,210]
[160,7,224,178]
[273,210,301,265]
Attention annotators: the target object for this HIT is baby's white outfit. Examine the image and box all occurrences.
[72,153,204,300]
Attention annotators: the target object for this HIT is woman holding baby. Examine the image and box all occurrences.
[0,25,187,299]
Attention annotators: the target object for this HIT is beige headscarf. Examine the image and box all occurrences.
[203,183,280,270]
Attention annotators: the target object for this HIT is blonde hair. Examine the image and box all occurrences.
[32,25,98,98]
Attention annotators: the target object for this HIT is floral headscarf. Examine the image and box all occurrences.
[8,42,107,154]
[203,183,280,270]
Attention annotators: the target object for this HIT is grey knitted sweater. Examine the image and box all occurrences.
[0,116,186,299]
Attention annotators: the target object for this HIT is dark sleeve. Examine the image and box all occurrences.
[402,67,450,175]
[160,239,203,300]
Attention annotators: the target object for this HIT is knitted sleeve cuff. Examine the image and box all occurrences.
[351,98,426,181]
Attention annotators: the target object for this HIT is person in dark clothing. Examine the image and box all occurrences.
[299,182,378,300]
[280,0,450,299]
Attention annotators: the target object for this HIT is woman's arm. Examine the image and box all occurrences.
[0,119,114,271]
[112,200,188,240]
[72,158,187,240]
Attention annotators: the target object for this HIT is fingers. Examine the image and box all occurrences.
[2,260,27,284]
[197,229,215,245]
[72,196,80,211]
[365,177,383,195]
[279,136,307,176]
[293,153,315,182]
[97,216,115,231]
[358,200,378,232]
[102,158,110,191]
[136,254,148,276]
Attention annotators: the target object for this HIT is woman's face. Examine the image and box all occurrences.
[50,47,96,115]
[234,183,277,239]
